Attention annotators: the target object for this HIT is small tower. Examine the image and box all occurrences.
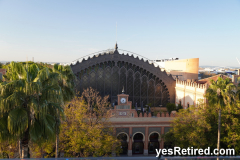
[115,43,118,50]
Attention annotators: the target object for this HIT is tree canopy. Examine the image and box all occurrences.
[59,88,121,157]
[163,76,240,154]
[0,62,75,158]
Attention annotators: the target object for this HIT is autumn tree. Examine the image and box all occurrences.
[59,88,121,157]
[0,140,18,158]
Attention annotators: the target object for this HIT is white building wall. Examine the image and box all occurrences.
[175,79,207,109]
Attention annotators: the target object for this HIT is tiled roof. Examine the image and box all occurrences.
[197,74,231,85]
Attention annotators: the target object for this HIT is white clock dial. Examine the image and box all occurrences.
[120,98,126,104]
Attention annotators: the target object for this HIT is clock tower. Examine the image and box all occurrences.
[116,87,132,109]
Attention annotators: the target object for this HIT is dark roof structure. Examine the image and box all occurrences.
[71,44,176,105]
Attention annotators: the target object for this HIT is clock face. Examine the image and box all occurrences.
[120,98,126,104]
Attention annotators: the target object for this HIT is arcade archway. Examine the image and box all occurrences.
[117,132,128,155]
[132,133,144,154]
[148,132,160,154]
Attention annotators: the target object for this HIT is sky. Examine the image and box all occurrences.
[0,0,240,67]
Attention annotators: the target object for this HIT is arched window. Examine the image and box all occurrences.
[75,61,170,107]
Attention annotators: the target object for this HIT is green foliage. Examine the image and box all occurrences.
[161,131,175,149]
[29,140,55,158]
[165,77,240,154]
[137,110,141,116]
[0,140,18,158]
[147,103,152,107]
[205,76,236,111]
[205,76,236,152]
[0,62,76,158]
[170,104,217,149]
[176,103,183,112]
[166,103,176,115]
[168,102,240,154]
[59,88,121,157]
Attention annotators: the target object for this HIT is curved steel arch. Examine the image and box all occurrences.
[71,48,175,105]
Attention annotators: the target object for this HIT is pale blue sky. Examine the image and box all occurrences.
[0,0,240,67]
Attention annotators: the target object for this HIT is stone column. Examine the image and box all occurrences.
[160,127,164,149]
[128,127,132,156]
[144,127,149,155]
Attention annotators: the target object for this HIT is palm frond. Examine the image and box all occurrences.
[29,119,42,142]
[7,107,28,135]
[0,115,10,141]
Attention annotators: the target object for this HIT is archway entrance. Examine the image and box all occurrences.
[132,133,144,154]
[148,133,159,154]
[117,133,128,155]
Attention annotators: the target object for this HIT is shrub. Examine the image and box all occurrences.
[176,103,183,112]
[166,103,176,115]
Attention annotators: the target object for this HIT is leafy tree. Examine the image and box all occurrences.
[0,140,18,158]
[0,62,67,158]
[52,64,76,158]
[59,88,121,157]
[29,140,55,158]
[165,90,240,154]
[205,76,236,157]
[161,131,175,150]
[170,104,218,150]
[221,104,240,153]
[166,103,176,115]
[176,103,183,112]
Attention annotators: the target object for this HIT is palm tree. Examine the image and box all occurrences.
[52,64,76,158]
[0,62,65,158]
[205,76,236,159]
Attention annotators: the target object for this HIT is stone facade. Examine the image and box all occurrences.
[111,93,174,156]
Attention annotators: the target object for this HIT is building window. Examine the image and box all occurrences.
[78,62,170,107]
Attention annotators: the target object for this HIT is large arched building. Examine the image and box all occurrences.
[71,44,176,107]
[70,44,176,156]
